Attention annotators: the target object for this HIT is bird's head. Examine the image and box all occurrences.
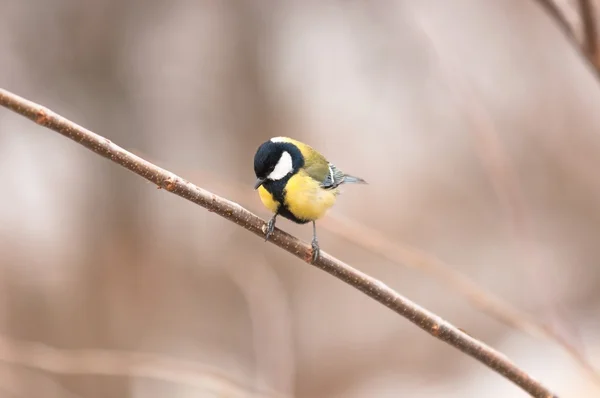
[253,138,304,189]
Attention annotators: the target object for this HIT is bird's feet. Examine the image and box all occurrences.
[264,216,276,242]
[311,237,320,264]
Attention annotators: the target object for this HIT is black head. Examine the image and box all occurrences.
[253,139,304,189]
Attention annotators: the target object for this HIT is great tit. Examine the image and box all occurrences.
[253,136,366,262]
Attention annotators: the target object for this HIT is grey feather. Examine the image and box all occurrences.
[320,163,366,189]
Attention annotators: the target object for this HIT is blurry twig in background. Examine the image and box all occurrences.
[578,0,600,65]
[0,88,558,398]
[0,363,95,398]
[533,0,600,74]
[413,15,600,391]
[223,250,296,396]
[534,0,578,38]
[0,335,285,398]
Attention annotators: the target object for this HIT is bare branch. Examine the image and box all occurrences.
[533,0,600,77]
[534,0,578,40]
[0,88,558,398]
[578,0,600,66]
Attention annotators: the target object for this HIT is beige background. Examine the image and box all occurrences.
[0,1,599,397]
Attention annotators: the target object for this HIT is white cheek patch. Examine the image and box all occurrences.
[268,151,293,180]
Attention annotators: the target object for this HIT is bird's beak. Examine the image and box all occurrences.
[254,178,266,190]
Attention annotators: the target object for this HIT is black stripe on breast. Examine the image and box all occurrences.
[262,175,311,225]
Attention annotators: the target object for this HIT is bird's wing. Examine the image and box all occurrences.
[320,163,346,189]
[279,137,346,188]
[297,144,331,184]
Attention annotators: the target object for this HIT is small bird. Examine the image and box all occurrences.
[253,136,366,263]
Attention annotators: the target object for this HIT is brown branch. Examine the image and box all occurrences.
[533,0,600,78]
[578,0,600,67]
[533,0,578,40]
[0,88,558,398]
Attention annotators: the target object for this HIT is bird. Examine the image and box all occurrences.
[253,136,366,263]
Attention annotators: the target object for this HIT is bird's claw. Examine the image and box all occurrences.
[311,238,320,264]
[265,217,276,242]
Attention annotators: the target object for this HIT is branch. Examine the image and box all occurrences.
[533,0,577,40]
[533,0,600,77]
[578,0,600,67]
[0,88,558,398]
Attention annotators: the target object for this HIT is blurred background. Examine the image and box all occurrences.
[1,0,600,397]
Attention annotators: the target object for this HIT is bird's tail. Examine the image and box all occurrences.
[343,174,367,184]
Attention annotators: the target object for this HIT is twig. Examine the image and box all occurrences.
[533,0,600,78]
[578,0,600,67]
[533,0,578,40]
[0,335,285,398]
[0,88,558,398]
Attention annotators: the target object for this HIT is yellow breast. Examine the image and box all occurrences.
[258,185,280,213]
[284,171,338,221]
